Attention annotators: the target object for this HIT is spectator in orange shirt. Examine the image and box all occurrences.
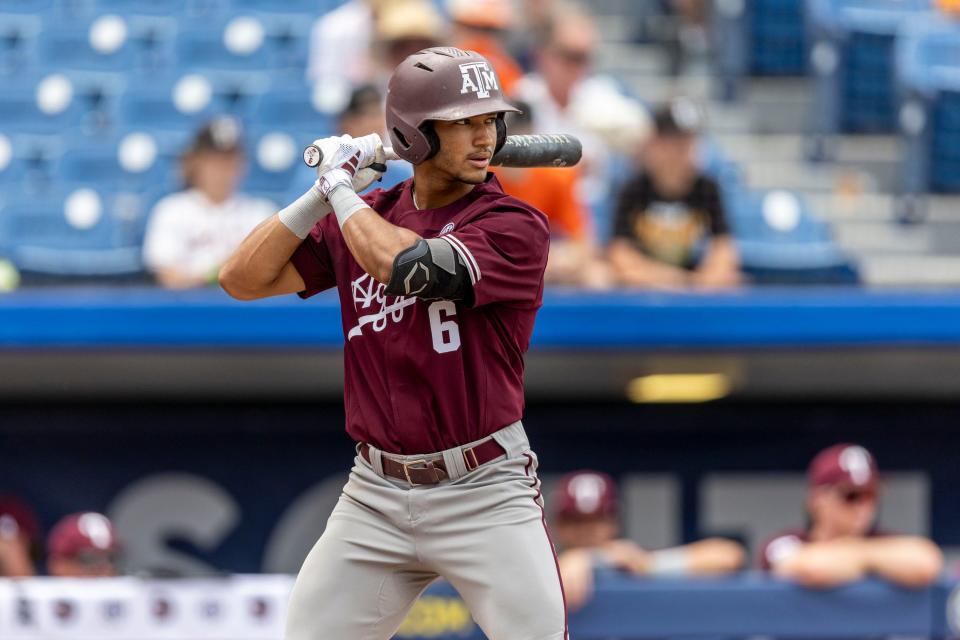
[497,103,609,287]
[446,0,523,96]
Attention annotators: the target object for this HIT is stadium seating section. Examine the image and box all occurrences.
[3,0,953,280]
[0,0,336,276]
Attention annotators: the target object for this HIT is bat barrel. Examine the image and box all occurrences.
[490,134,582,168]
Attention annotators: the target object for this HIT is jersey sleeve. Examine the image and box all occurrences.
[290,216,338,299]
[438,206,549,309]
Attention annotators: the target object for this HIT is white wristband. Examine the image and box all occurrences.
[328,184,369,228]
[278,184,331,239]
[649,548,690,576]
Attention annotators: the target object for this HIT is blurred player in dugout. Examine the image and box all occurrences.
[46,512,121,578]
[0,502,121,578]
[760,444,943,588]
[610,97,741,289]
[553,471,744,610]
[143,117,274,289]
[0,495,40,577]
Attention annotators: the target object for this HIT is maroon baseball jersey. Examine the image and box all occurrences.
[291,174,549,454]
[758,527,889,570]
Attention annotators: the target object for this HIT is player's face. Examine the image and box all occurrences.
[644,134,697,195]
[187,150,245,204]
[430,114,498,185]
[810,485,878,537]
[553,516,618,550]
[48,551,118,578]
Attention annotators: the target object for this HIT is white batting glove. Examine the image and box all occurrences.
[350,143,387,193]
[310,133,383,177]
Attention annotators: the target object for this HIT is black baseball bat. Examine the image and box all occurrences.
[302,134,582,169]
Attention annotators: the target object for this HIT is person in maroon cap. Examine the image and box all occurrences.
[554,470,745,610]
[222,47,563,640]
[759,444,942,588]
[47,512,121,578]
[0,495,40,577]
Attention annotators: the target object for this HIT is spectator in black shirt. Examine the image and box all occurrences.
[609,98,741,289]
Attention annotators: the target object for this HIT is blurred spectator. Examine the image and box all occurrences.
[47,512,121,578]
[447,0,523,95]
[0,496,39,577]
[553,471,745,610]
[760,444,943,589]
[498,103,609,287]
[374,0,446,81]
[662,0,710,76]
[938,0,960,17]
[509,0,555,71]
[609,98,741,289]
[306,0,388,114]
[143,118,274,289]
[514,2,649,230]
[339,85,412,190]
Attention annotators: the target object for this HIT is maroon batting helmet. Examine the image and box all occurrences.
[386,47,520,164]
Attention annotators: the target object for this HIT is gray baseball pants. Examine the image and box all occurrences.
[284,421,568,640]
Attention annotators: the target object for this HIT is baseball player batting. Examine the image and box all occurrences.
[220,47,567,640]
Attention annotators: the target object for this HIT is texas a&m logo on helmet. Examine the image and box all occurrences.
[459,61,499,99]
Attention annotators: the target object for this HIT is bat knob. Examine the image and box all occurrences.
[303,145,322,168]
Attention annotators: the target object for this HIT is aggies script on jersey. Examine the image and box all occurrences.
[290,174,550,455]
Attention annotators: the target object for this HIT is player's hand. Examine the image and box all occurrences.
[351,143,386,193]
[557,549,595,611]
[310,133,383,177]
[601,539,651,575]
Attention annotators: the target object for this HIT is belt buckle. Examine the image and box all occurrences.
[463,445,480,471]
[402,458,429,486]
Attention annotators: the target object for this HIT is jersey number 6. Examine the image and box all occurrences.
[428,301,461,354]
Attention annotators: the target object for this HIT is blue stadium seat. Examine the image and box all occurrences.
[0,74,87,134]
[0,187,148,275]
[896,15,960,196]
[724,187,857,283]
[118,72,266,128]
[230,0,343,14]
[243,127,308,200]
[38,15,177,74]
[251,11,313,71]
[807,0,934,148]
[176,19,273,71]
[252,83,334,133]
[0,0,54,12]
[0,132,63,191]
[711,0,805,101]
[0,13,42,77]
[93,0,229,18]
[57,135,176,191]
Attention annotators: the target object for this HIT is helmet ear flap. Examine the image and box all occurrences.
[494,114,507,154]
[419,122,441,161]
